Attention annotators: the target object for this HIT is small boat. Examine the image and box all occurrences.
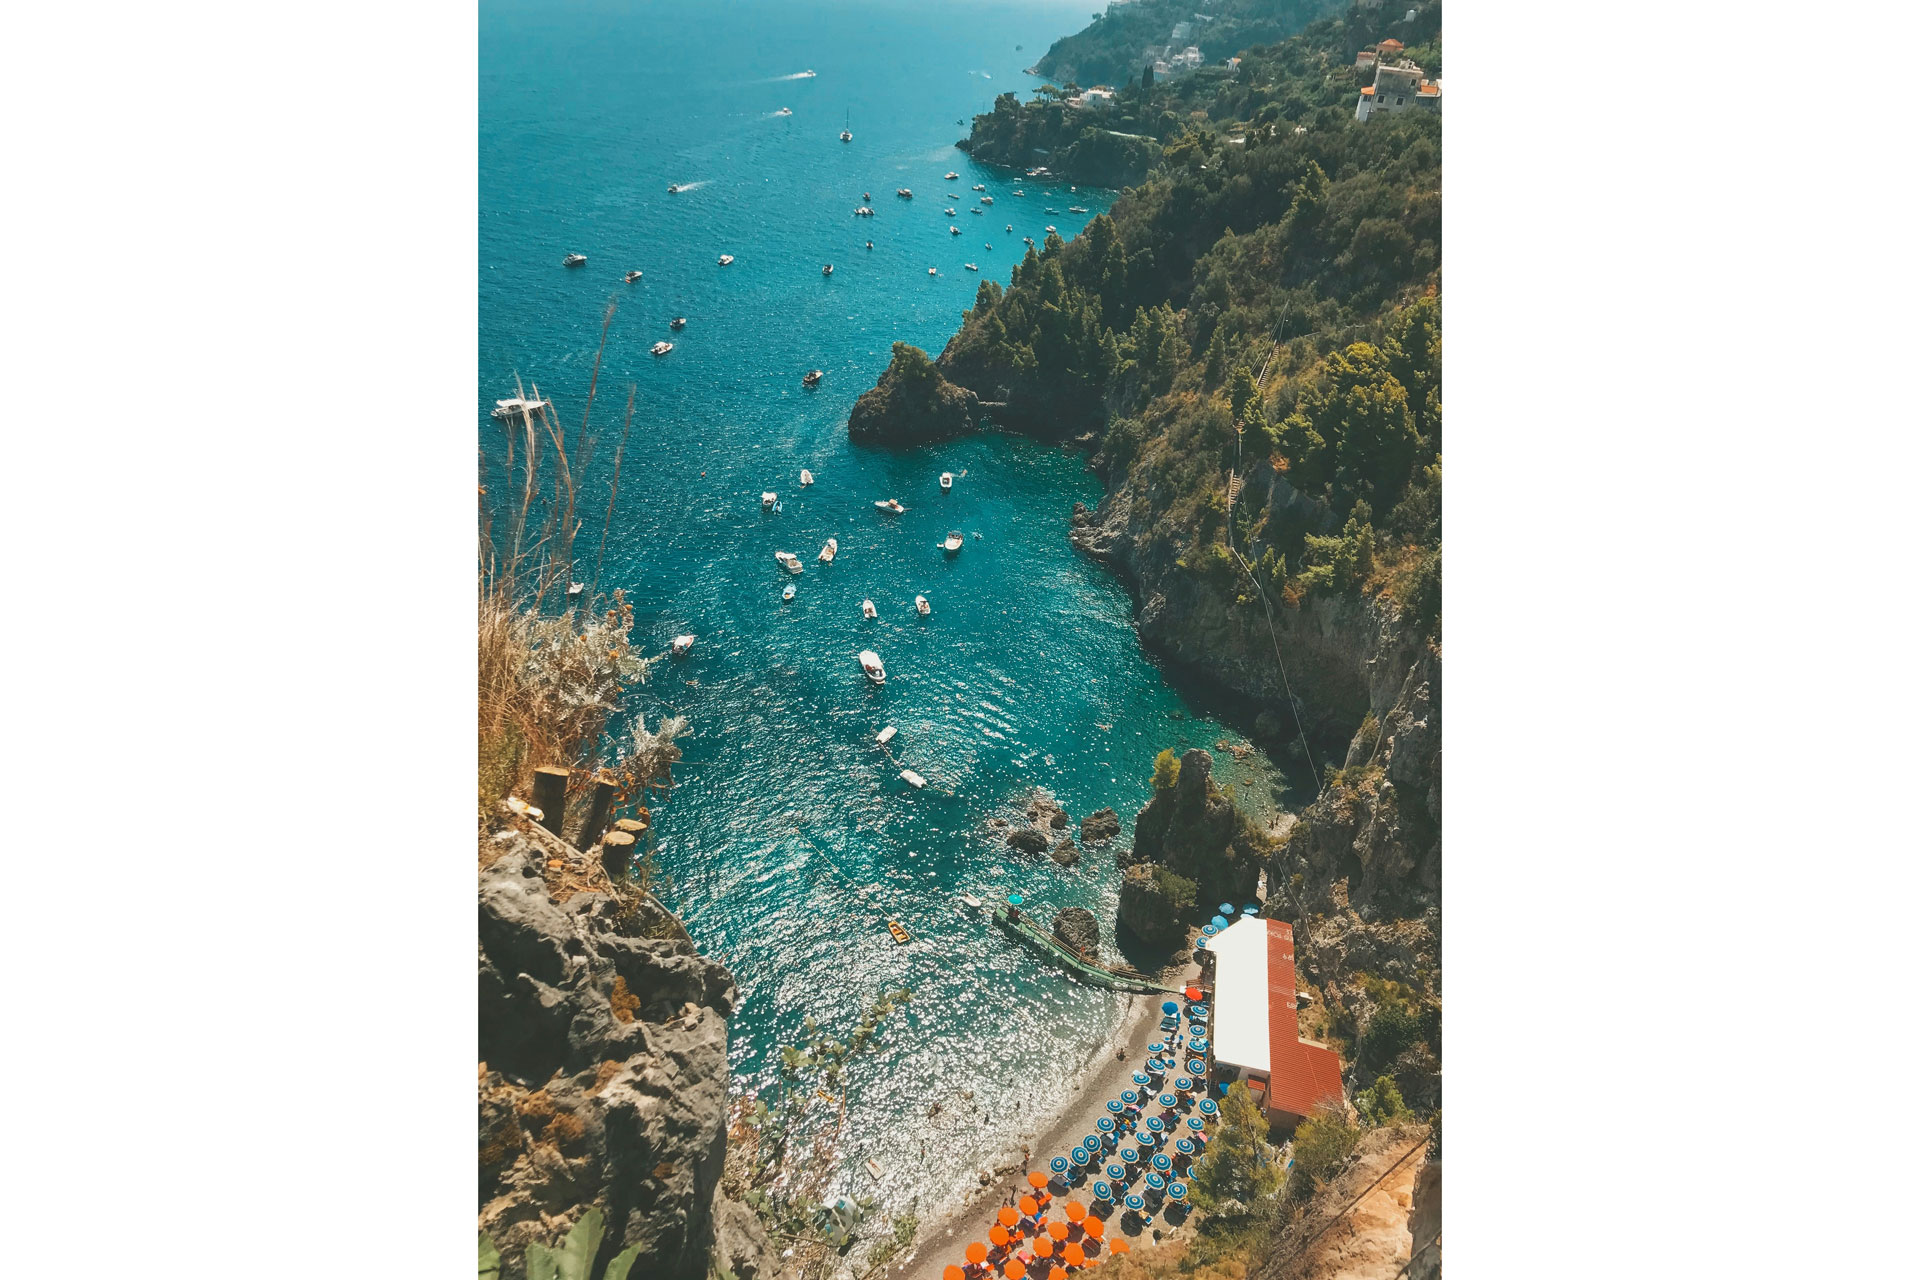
[898,770,926,790]
[972,183,986,191]
[803,370,824,387]
[863,192,871,201]
[818,537,838,562]
[859,649,886,683]
[886,919,912,942]
[1069,206,1089,213]
[876,725,897,746]
[981,196,993,205]
[800,469,814,486]
[854,206,874,217]
[782,583,795,602]
[822,264,833,275]
[567,581,584,598]
[718,254,734,266]
[940,472,953,491]
[945,171,960,180]
[1012,189,1024,197]
[959,893,984,911]
[874,498,904,514]
[1023,237,1034,246]
[942,532,963,554]
[762,491,779,509]
[963,262,977,271]
[624,270,643,283]
[563,253,587,267]
[944,207,956,216]
[670,316,687,330]
[491,396,553,420]
[841,129,852,142]
[970,208,983,215]
[671,634,695,657]
[927,267,937,276]
[865,241,873,250]
[1046,207,1058,214]
[915,594,930,615]
[774,107,793,116]
[1045,225,1057,233]
[861,599,877,619]
[949,226,961,235]
[651,340,674,355]
[865,1157,886,1180]
[799,69,817,78]
[896,188,913,198]
[668,183,683,194]
[776,551,803,573]
[1005,223,1012,231]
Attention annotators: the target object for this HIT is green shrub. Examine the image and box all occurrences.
[1288,1107,1360,1199]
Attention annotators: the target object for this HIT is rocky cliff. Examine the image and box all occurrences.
[847,341,980,446]
[478,819,774,1280]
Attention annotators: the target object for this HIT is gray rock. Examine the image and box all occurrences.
[711,1193,777,1280]
[1049,836,1080,867]
[479,833,738,1280]
[1079,808,1120,843]
[1006,828,1048,855]
[1053,907,1099,958]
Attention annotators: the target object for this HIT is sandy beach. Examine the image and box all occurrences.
[881,956,1202,1280]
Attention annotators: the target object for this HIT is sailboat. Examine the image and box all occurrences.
[841,108,852,143]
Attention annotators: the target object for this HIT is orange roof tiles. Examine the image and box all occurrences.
[1262,919,1346,1122]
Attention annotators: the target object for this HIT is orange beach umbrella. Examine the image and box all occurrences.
[1110,1237,1131,1255]
[989,1226,1010,1248]
[1083,1216,1105,1240]
[1005,1263,1026,1280]
[1028,1171,1049,1188]
[1064,1200,1087,1223]
[1033,1237,1054,1259]
[998,1206,1020,1228]
[966,1242,988,1265]
[944,1268,965,1280]
[1018,1195,1039,1216]
[1049,1267,1067,1280]
[1047,1220,1069,1241]
[1064,1243,1086,1267]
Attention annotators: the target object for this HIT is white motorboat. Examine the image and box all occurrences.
[944,207,957,216]
[972,184,985,191]
[818,537,838,562]
[942,532,963,554]
[981,196,993,205]
[718,254,734,266]
[625,270,643,283]
[651,341,674,355]
[874,498,904,514]
[940,472,953,491]
[775,107,793,116]
[927,267,937,276]
[900,769,926,789]
[775,551,803,573]
[945,171,960,180]
[763,491,778,508]
[566,582,584,598]
[854,206,875,217]
[670,316,687,330]
[1046,225,1057,233]
[1069,206,1089,213]
[563,253,586,267]
[668,183,683,194]
[799,69,817,78]
[491,396,553,420]
[1012,189,1024,196]
[964,262,978,270]
[800,469,814,486]
[782,583,796,601]
[822,263,833,275]
[876,725,897,746]
[671,634,695,657]
[896,188,913,198]
[950,226,961,235]
[803,370,824,387]
[861,598,877,619]
[859,649,886,684]
[970,208,983,215]
[915,594,930,615]
[841,129,852,142]
[959,892,983,910]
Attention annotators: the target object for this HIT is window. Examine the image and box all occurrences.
[1396,96,1405,105]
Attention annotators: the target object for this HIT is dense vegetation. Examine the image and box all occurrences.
[1031,0,1344,89]
[890,3,1442,641]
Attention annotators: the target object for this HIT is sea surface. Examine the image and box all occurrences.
[481,0,1284,1220]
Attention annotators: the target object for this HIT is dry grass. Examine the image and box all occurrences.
[477,301,687,827]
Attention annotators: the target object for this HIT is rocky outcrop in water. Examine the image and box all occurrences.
[1049,836,1081,867]
[1007,827,1048,855]
[1079,807,1120,844]
[1121,749,1268,913]
[478,825,769,1280]
[847,341,979,445]
[1052,906,1099,958]
[1117,863,1192,948]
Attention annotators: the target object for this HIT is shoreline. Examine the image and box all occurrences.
[882,956,1197,1280]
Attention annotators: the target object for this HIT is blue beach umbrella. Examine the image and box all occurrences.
[1158,1093,1177,1108]
[1210,915,1229,930]
[1219,902,1234,914]
[1097,1116,1115,1133]
[1072,1147,1090,1166]
[1105,1161,1126,1181]
[1161,1000,1180,1015]
[1136,1129,1157,1148]
[1092,1180,1113,1201]
[1187,1059,1206,1075]
[1124,1194,1145,1212]
[1008,893,1024,905]
[1174,1077,1193,1092]
[1174,1138,1195,1157]
[1104,1099,1123,1114]
[1051,1156,1070,1174]
[1146,1172,1166,1191]
[1147,1041,1165,1055]
[1086,1132,1102,1151]
[1146,1116,1165,1133]
[1153,1153,1172,1173]
[1186,1115,1205,1131]
[1121,1089,1138,1105]
[1168,1182,1188,1201]
[1199,924,1218,937]
[1194,936,1207,950]
[1119,1145,1139,1163]
[1242,903,1259,915]
[1131,1071,1150,1085]
[1198,1098,1219,1117]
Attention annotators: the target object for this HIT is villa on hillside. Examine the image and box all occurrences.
[1069,85,1118,108]
[1204,916,1345,1130]
[1356,59,1441,121]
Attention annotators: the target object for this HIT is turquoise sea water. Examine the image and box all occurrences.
[481,0,1282,1217]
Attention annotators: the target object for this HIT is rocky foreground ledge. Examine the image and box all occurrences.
[478,822,774,1280]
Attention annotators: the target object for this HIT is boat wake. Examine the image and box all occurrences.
[768,70,818,81]
[670,179,710,192]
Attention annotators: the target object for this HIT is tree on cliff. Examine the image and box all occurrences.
[1189,1081,1282,1213]
[846,342,980,444]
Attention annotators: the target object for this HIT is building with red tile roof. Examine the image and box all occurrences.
[1207,916,1344,1129]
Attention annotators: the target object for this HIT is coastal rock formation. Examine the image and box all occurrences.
[847,341,979,445]
[1022,788,1071,830]
[1122,749,1267,911]
[1408,1154,1441,1280]
[1052,906,1099,958]
[1079,807,1121,844]
[478,826,750,1280]
[1117,863,1192,948]
[1049,835,1081,867]
[1007,827,1049,856]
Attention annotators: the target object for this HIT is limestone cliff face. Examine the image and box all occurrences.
[478,825,773,1280]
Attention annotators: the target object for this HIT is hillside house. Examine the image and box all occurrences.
[1356,60,1441,120]
[1356,47,1379,70]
